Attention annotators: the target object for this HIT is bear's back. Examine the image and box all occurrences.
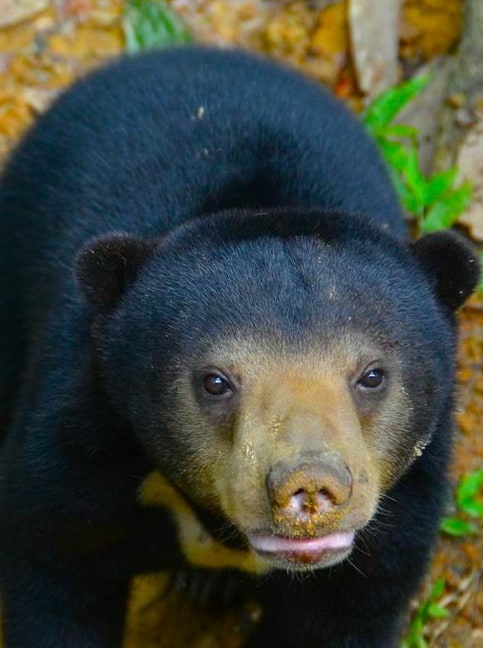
[0,47,403,249]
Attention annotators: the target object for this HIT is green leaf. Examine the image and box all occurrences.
[123,0,192,54]
[378,138,412,173]
[393,175,423,215]
[456,468,483,518]
[413,636,429,648]
[378,148,423,215]
[363,72,472,233]
[421,183,472,232]
[363,74,432,132]
[402,148,427,206]
[459,500,483,518]
[382,124,419,140]
[423,168,458,206]
[440,517,477,536]
[427,603,449,619]
[401,578,448,647]
[430,577,446,600]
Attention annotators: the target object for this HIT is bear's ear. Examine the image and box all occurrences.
[76,233,155,309]
[411,231,480,312]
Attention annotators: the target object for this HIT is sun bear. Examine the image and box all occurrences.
[0,46,479,647]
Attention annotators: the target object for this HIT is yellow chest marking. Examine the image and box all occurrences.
[139,471,268,575]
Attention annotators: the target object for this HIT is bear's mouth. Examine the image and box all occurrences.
[247,530,355,568]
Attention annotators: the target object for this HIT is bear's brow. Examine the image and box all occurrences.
[161,206,401,256]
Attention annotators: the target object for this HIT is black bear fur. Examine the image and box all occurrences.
[0,46,479,648]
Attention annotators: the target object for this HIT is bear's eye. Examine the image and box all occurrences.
[357,367,385,391]
[202,372,233,398]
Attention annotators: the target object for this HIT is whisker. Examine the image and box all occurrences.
[346,557,367,579]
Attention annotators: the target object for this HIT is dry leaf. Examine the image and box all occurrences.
[310,3,348,59]
[348,0,401,98]
[0,0,48,29]
[401,0,464,62]
[456,117,483,240]
[53,0,94,22]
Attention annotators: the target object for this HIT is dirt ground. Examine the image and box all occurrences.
[0,1,481,646]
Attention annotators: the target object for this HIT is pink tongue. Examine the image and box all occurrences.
[249,531,355,555]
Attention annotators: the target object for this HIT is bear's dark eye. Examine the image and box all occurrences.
[357,368,385,390]
[202,372,233,398]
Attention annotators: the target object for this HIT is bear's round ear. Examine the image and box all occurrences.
[76,233,155,309]
[411,231,480,312]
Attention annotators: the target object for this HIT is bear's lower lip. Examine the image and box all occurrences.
[247,530,355,564]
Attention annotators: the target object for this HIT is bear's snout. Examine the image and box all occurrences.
[267,457,353,528]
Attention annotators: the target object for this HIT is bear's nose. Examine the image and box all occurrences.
[267,458,352,522]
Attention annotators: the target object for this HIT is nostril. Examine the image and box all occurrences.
[289,489,307,514]
[315,489,333,513]
[288,487,332,516]
[318,487,335,505]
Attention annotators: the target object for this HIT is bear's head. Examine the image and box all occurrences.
[77,208,479,573]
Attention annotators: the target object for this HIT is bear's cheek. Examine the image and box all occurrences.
[362,383,424,491]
